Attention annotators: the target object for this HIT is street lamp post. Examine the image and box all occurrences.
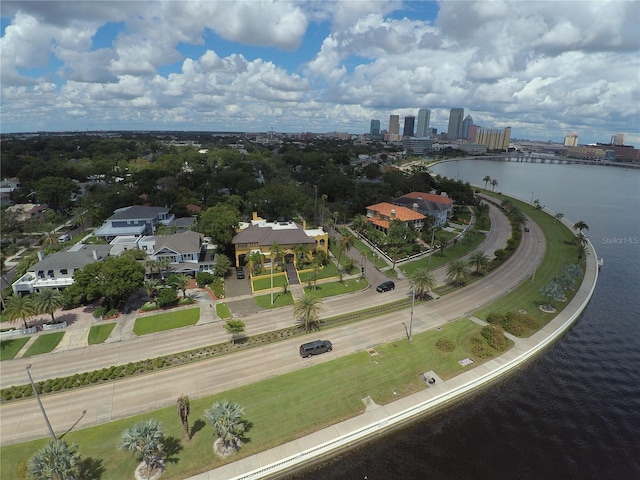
[270,252,274,305]
[409,287,415,342]
[26,364,57,441]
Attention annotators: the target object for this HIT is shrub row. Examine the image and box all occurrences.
[486,310,539,337]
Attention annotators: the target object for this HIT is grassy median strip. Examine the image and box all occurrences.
[0,318,506,480]
[0,337,30,360]
[473,192,584,325]
[87,322,116,345]
[22,332,65,357]
[133,308,200,336]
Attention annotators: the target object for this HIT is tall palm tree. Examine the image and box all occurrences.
[483,175,491,190]
[120,419,165,478]
[248,250,263,275]
[293,243,309,266]
[409,267,437,300]
[351,214,368,234]
[573,221,589,233]
[145,259,160,279]
[293,293,323,332]
[468,250,490,274]
[33,289,65,323]
[204,400,246,453]
[4,294,36,329]
[28,440,81,480]
[447,259,471,286]
[336,233,355,269]
[157,257,172,278]
[490,179,498,191]
[176,394,191,441]
[270,242,285,271]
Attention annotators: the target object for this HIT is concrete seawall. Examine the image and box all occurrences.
[188,211,600,479]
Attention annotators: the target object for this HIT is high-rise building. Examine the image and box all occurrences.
[564,132,579,147]
[389,115,400,135]
[370,119,380,137]
[416,109,431,137]
[403,115,415,137]
[447,108,464,140]
[611,133,625,145]
[475,126,511,151]
[462,115,473,140]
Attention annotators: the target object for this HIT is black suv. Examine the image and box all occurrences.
[376,281,395,292]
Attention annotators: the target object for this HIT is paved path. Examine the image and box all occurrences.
[0,202,545,446]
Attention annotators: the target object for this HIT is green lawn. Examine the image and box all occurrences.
[253,291,294,309]
[473,193,583,325]
[399,231,486,277]
[338,228,388,269]
[0,318,504,480]
[133,308,200,336]
[216,303,232,319]
[0,336,30,360]
[22,332,65,357]
[87,323,116,345]
[303,278,369,298]
[298,262,340,283]
[252,273,288,291]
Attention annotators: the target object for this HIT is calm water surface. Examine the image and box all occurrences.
[288,160,640,480]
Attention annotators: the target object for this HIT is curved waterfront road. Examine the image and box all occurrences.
[0,202,543,445]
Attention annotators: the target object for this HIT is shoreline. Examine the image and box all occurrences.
[186,207,600,479]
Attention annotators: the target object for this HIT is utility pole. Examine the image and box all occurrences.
[26,364,57,441]
[409,287,415,342]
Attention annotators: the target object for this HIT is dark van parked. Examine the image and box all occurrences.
[299,340,332,358]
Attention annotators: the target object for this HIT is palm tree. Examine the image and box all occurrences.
[409,267,437,300]
[33,289,65,323]
[41,223,58,247]
[576,232,588,247]
[248,250,263,275]
[145,259,160,278]
[336,234,355,269]
[573,221,589,233]
[293,243,309,266]
[293,293,323,332]
[214,253,232,278]
[167,273,190,298]
[143,279,160,302]
[120,419,165,478]
[204,400,246,455]
[446,259,471,286]
[158,257,172,279]
[351,214,368,234]
[4,294,36,329]
[483,175,491,190]
[490,179,498,191]
[270,242,285,271]
[176,394,191,441]
[468,250,490,274]
[28,440,81,480]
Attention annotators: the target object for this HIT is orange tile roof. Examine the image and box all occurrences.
[403,192,452,205]
[366,202,426,221]
[369,217,390,230]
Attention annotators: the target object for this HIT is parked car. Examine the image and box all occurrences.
[58,233,71,243]
[376,281,395,292]
[235,267,245,279]
[299,340,332,358]
[524,226,530,232]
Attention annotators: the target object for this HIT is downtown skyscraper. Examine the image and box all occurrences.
[416,108,431,137]
[447,108,464,140]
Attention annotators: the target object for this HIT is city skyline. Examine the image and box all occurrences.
[1,1,639,145]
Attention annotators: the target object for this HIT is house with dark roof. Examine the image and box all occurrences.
[391,191,453,228]
[365,202,426,233]
[12,244,112,295]
[231,213,328,267]
[94,205,175,240]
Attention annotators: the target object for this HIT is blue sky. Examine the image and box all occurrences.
[1,1,639,145]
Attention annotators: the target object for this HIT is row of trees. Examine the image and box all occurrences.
[25,397,248,480]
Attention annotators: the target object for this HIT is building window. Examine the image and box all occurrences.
[61,269,68,275]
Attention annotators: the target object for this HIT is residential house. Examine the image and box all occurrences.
[109,230,214,277]
[365,203,426,233]
[6,203,48,222]
[12,244,112,295]
[391,191,453,228]
[94,205,175,240]
[231,213,328,267]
